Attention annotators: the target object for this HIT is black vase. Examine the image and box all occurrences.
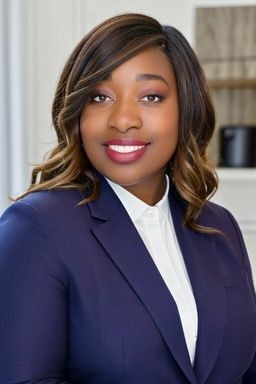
[219,125,256,167]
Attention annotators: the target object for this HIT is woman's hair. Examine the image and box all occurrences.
[20,13,218,233]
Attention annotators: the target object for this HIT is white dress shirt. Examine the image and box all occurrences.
[106,176,198,365]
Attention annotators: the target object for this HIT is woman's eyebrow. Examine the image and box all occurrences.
[135,73,168,85]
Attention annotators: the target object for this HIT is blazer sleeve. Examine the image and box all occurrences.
[222,208,256,383]
[0,200,73,384]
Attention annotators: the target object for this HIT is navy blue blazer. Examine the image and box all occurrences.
[0,177,256,384]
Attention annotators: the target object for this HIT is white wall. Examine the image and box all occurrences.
[1,0,256,212]
[85,0,256,44]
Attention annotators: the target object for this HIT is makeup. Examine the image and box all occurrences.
[103,139,148,164]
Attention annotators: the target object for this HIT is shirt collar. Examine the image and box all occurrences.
[105,176,170,223]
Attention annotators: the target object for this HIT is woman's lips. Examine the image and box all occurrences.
[103,139,149,164]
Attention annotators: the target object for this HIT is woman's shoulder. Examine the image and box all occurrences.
[0,188,86,226]
[201,200,241,237]
[18,188,82,210]
[15,187,82,211]
[0,188,92,257]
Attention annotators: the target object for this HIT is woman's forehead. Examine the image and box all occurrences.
[97,48,174,83]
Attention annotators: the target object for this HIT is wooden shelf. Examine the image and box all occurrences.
[208,79,256,89]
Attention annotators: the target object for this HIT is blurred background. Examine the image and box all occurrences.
[0,0,256,274]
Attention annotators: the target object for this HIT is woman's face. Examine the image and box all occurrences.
[80,47,179,197]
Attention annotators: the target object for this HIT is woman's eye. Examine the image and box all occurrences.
[91,94,111,103]
[141,94,163,103]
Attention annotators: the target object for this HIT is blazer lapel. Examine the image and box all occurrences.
[169,183,227,384]
[86,177,197,384]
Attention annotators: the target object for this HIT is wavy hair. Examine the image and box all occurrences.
[19,13,218,233]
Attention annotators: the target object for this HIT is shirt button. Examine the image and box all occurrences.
[147,210,154,218]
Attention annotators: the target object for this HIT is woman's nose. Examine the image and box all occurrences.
[107,100,142,132]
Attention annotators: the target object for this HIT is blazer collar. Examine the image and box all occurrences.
[84,176,227,384]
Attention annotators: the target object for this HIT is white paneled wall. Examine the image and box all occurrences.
[24,0,88,170]
[8,0,28,195]
[0,0,88,209]
[1,0,32,203]
[0,0,9,210]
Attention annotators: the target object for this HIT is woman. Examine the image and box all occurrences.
[0,13,255,384]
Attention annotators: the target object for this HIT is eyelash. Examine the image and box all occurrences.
[90,92,165,104]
